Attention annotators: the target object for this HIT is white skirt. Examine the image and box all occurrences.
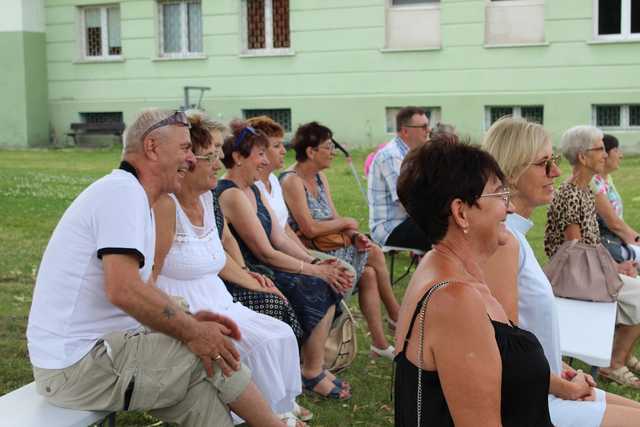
[548,388,606,427]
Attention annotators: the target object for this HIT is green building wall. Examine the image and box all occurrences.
[42,0,640,149]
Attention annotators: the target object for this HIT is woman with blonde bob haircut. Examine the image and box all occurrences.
[483,116,640,427]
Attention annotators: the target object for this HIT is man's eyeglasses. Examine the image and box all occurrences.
[195,153,219,164]
[140,111,190,141]
[479,188,511,208]
[234,126,259,149]
[531,154,562,177]
[403,124,430,131]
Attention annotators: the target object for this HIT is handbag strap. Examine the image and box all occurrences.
[402,280,449,427]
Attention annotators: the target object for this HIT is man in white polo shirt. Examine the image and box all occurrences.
[26,109,286,427]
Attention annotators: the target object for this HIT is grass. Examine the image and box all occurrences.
[1,147,640,425]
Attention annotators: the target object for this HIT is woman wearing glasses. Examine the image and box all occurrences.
[280,121,400,360]
[483,117,640,427]
[214,120,354,401]
[394,135,553,426]
[543,125,640,389]
[152,113,306,426]
[591,134,640,262]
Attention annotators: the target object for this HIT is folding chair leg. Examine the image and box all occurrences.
[389,251,396,285]
[590,366,599,379]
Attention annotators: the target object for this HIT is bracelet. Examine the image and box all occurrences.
[311,258,321,264]
[298,259,304,274]
[635,235,640,243]
[241,266,248,270]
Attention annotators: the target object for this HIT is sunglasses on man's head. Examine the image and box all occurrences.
[140,111,190,141]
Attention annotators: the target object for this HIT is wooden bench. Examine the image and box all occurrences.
[67,122,125,146]
[0,382,116,427]
[555,296,617,377]
[382,245,425,285]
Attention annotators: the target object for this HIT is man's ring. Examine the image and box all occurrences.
[214,355,222,361]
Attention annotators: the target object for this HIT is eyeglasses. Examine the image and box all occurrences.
[403,124,430,131]
[530,154,562,177]
[234,126,259,149]
[585,146,606,153]
[140,111,190,141]
[479,188,511,208]
[195,153,219,164]
[315,142,336,152]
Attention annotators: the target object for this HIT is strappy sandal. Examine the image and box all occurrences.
[302,371,351,400]
[292,402,313,422]
[627,355,640,374]
[324,370,351,391]
[600,366,640,389]
[370,345,395,360]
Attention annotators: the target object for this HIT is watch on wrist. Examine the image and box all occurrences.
[635,235,640,243]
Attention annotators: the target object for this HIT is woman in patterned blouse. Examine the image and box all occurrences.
[591,134,640,262]
[544,125,640,389]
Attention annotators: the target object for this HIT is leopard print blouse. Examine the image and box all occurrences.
[544,181,601,258]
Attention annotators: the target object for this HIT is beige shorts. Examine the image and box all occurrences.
[33,330,251,427]
[616,274,640,325]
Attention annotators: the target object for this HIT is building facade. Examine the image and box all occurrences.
[2,0,640,149]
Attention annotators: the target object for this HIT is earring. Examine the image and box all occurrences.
[463,228,469,234]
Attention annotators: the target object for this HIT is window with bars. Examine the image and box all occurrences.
[385,107,441,133]
[80,5,121,59]
[243,0,290,53]
[595,0,640,40]
[80,112,123,124]
[158,1,203,57]
[243,109,292,132]
[485,106,544,129]
[593,105,640,128]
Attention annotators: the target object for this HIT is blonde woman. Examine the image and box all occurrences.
[483,117,640,426]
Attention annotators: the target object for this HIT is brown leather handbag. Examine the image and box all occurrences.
[297,231,351,252]
[543,240,623,302]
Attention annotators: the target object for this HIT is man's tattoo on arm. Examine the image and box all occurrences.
[163,305,176,319]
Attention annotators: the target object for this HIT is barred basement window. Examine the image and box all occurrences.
[385,107,441,133]
[485,106,544,129]
[242,0,290,53]
[158,1,203,57]
[80,5,121,59]
[80,112,123,124]
[593,105,640,129]
[243,109,292,132]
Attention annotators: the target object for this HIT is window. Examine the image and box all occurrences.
[79,5,121,59]
[80,112,124,124]
[385,0,441,49]
[485,0,545,46]
[242,0,290,53]
[594,0,640,40]
[385,107,442,133]
[485,106,544,128]
[158,1,203,57]
[593,105,640,129]
[243,108,292,132]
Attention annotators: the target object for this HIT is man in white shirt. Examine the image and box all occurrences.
[367,106,431,250]
[27,109,286,427]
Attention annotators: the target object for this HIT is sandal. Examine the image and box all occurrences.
[386,318,397,331]
[627,355,640,374]
[302,371,351,400]
[280,412,306,427]
[292,402,313,422]
[600,366,640,389]
[370,345,395,360]
[324,369,351,391]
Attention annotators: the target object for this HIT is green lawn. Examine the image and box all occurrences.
[2,147,640,425]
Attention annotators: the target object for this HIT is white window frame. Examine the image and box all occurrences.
[484,105,544,129]
[592,104,640,130]
[593,0,640,41]
[240,0,293,55]
[78,4,122,61]
[157,0,203,58]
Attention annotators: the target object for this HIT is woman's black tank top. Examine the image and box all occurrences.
[394,281,553,427]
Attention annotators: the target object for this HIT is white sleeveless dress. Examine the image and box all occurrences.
[156,191,301,417]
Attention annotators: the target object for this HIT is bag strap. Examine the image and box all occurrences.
[401,280,449,427]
